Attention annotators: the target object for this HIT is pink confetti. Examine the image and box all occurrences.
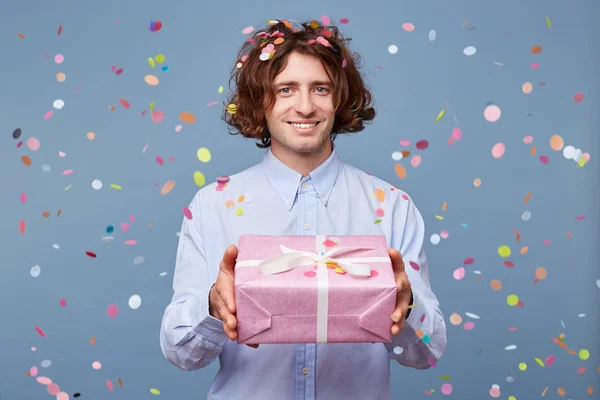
[531,62,539,69]
[402,22,415,32]
[411,155,422,168]
[29,366,38,376]
[451,127,462,140]
[142,143,149,153]
[339,18,349,24]
[206,101,219,106]
[57,393,69,400]
[321,15,331,25]
[183,207,193,220]
[575,215,585,220]
[119,98,130,109]
[59,298,67,307]
[409,261,420,271]
[121,222,130,232]
[124,240,137,245]
[62,169,74,175]
[304,271,317,278]
[34,326,46,337]
[539,155,549,164]
[106,379,114,391]
[441,383,453,395]
[399,140,411,147]
[492,142,506,158]
[107,304,118,318]
[416,140,429,150]
[175,125,183,132]
[463,321,475,330]
[129,214,135,222]
[545,355,555,366]
[20,192,27,203]
[44,111,54,120]
[156,155,164,165]
[543,240,552,245]
[453,267,465,280]
[115,68,124,75]
[37,377,52,385]
[48,383,61,395]
[375,208,385,217]
[151,110,164,123]
[523,135,534,144]
[573,92,584,103]
[464,257,474,265]
[27,137,40,151]
[341,58,347,68]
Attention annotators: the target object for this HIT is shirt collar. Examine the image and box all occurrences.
[261,143,342,210]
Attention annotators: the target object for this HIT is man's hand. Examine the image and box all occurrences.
[209,245,259,349]
[389,248,412,335]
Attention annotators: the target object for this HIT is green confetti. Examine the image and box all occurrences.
[435,109,445,122]
[546,16,551,28]
[374,219,382,224]
[150,101,155,113]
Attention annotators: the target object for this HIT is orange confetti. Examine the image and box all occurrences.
[118,377,123,387]
[109,106,116,112]
[516,231,521,242]
[461,19,469,28]
[90,336,96,345]
[19,219,26,234]
[394,164,407,179]
[238,195,245,203]
[442,201,447,211]
[401,150,411,157]
[531,45,543,54]
[557,341,567,349]
[179,112,196,124]
[567,349,577,355]
[524,192,532,204]
[42,211,50,218]
[520,246,529,254]
[17,33,26,39]
[57,209,62,217]
[21,155,32,166]
[120,98,131,109]
[161,180,175,195]
[375,188,385,202]
[541,386,549,396]
[557,387,566,396]
[531,145,537,156]
[148,220,154,228]
[490,279,502,291]
[588,387,594,395]
[535,267,547,280]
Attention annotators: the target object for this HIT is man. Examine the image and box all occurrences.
[160,18,446,400]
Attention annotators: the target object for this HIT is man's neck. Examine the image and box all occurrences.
[271,141,333,177]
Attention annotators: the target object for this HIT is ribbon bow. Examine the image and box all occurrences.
[258,245,376,277]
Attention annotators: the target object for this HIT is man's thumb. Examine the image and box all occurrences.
[222,245,238,271]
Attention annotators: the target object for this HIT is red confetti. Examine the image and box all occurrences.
[35,326,46,337]
[119,98,131,109]
[463,257,474,265]
[416,140,429,150]
[504,260,515,268]
[575,216,585,220]
[115,68,124,75]
[57,25,62,36]
[19,219,26,234]
[86,251,97,258]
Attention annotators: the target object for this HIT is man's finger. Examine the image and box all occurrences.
[220,245,238,275]
[388,248,405,273]
[216,285,236,315]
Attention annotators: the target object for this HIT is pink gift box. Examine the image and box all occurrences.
[234,234,397,344]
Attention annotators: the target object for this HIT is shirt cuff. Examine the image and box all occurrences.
[190,290,229,347]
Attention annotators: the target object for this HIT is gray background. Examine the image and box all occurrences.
[1,0,598,399]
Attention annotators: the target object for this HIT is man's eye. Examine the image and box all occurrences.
[316,87,329,93]
[279,88,290,94]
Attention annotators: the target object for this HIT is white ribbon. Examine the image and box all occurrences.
[235,235,390,342]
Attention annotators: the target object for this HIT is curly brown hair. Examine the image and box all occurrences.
[221,18,376,148]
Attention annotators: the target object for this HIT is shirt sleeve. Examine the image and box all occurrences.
[159,190,230,371]
[384,193,447,369]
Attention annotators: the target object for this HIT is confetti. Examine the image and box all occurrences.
[149,20,162,32]
[180,112,196,124]
[484,105,501,122]
[463,46,476,56]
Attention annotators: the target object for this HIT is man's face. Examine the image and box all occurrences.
[265,51,336,159]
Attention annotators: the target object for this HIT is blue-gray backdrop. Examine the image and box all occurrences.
[1,0,598,399]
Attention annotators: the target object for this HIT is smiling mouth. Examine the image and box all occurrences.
[288,121,320,127]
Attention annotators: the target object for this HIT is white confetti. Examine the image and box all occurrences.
[428,30,436,41]
[133,256,145,265]
[465,312,480,319]
[41,165,51,172]
[388,44,398,54]
[92,179,103,190]
[128,295,142,309]
[430,234,441,245]
[52,244,60,249]
[40,360,52,368]
[391,151,403,161]
[521,211,532,221]
[393,346,404,355]
[505,345,517,351]
[30,265,41,278]
[463,46,477,56]
[53,99,65,110]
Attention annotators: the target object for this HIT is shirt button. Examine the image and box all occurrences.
[304,223,310,230]
[286,200,291,205]
[302,367,309,375]
[302,182,309,189]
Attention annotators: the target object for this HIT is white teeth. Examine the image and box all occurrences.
[291,122,317,129]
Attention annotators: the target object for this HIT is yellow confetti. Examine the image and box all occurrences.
[235,208,244,216]
[498,245,511,258]
[507,294,519,306]
[218,86,224,93]
[64,184,72,191]
[518,362,527,371]
[435,109,445,122]
[110,184,122,190]
[546,16,551,28]
[579,349,590,360]
[197,147,211,162]
[155,54,165,63]
[193,171,206,187]
[534,357,545,367]
[150,388,160,395]
[150,101,155,113]
[334,267,346,274]
[148,57,156,68]
[435,215,444,220]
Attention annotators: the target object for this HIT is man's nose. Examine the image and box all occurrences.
[293,91,317,115]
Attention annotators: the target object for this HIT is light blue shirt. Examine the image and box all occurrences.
[160,144,447,400]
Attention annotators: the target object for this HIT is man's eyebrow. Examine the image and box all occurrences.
[273,80,333,88]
